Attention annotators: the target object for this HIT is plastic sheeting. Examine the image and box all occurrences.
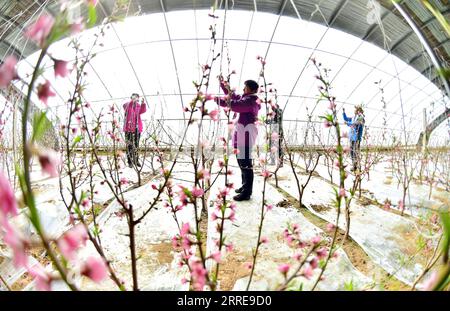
[2,154,444,290]
[274,163,439,285]
[76,161,199,290]
[311,159,449,218]
[206,158,371,291]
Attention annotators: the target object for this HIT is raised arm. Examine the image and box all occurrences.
[229,96,258,113]
[220,81,230,95]
[140,101,147,114]
[343,111,352,123]
[217,95,257,113]
[217,94,241,107]
[219,81,240,100]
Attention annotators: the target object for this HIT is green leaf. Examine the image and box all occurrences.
[45,13,71,45]
[319,114,333,123]
[71,135,83,149]
[32,111,52,142]
[92,225,100,237]
[440,211,450,261]
[15,164,41,232]
[344,279,354,291]
[437,68,450,81]
[88,4,98,28]
[421,0,450,37]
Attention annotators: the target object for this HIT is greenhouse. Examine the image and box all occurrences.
[0,0,449,294]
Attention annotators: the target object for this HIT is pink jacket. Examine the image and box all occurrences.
[217,82,261,148]
[123,100,147,133]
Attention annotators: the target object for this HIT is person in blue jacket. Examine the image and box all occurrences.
[343,105,365,172]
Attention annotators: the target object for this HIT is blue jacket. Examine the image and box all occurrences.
[343,112,365,142]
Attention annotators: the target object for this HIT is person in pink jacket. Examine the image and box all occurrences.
[123,93,147,167]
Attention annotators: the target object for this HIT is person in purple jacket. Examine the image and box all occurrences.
[216,77,261,201]
[123,93,147,168]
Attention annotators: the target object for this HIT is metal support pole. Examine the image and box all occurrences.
[422,107,427,152]
[392,1,450,97]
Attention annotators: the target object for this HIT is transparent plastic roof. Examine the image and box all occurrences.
[10,10,450,144]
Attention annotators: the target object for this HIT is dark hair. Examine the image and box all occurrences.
[131,93,139,99]
[244,80,259,93]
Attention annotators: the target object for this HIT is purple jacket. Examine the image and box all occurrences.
[217,82,261,148]
[123,100,146,133]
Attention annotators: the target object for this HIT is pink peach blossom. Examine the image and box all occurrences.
[260,236,269,244]
[0,55,18,88]
[326,223,335,232]
[81,198,90,208]
[259,156,267,165]
[302,265,314,279]
[38,149,61,178]
[228,210,236,222]
[191,187,204,198]
[25,15,54,46]
[293,252,302,261]
[204,94,214,101]
[37,80,56,105]
[209,109,219,121]
[54,59,69,78]
[398,200,405,211]
[211,212,218,221]
[262,170,271,178]
[421,271,438,291]
[2,220,28,268]
[87,0,99,6]
[225,243,234,253]
[28,264,52,291]
[172,236,180,248]
[312,235,322,245]
[0,171,18,217]
[70,18,85,34]
[197,168,211,181]
[310,257,319,269]
[57,224,88,260]
[334,159,340,168]
[180,223,190,236]
[81,256,108,283]
[210,251,221,263]
[278,264,290,275]
[190,260,207,291]
[316,248,328,260]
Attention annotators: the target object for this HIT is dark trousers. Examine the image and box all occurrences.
[350,140,361,170]
[278,134,284,163]
[125,131,140,165]
[237,156,254,196]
